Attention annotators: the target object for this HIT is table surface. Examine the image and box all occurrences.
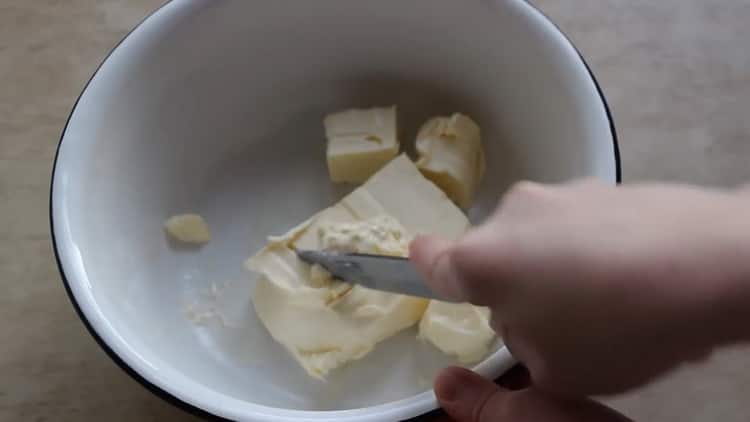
[2,1,750,420]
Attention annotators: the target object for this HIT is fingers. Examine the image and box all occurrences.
[493,181,553,220]
[409,235,469,301]
[410,230,515,306]
[411,181,554,306]
[492,179,607,221]
[410,181,554,306]
[434,367,509,422]
[411,180,606,306]
[435,367,634,422]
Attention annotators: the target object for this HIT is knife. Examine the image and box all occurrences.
[296,250,458,302]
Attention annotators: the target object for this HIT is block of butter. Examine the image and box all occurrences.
[415,113,485,209]
[324,106,399,183]
[247,155,470,379]
[419,301,497,364]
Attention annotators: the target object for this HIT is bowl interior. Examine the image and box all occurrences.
[53,0,616,419]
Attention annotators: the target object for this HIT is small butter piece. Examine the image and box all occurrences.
[415,113,485,209]
[164,214,211,244]
[419,301,497,364]
[325,106,399,183]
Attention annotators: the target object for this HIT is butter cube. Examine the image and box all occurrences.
[324,106,399,183]
[415,114,485,209]
[164,214,211,244]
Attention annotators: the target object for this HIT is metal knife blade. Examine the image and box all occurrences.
[296,250,457,302]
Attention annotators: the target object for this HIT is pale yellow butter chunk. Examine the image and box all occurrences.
[415,113,485,209]
[324,106,399,183]
[247,155,469,379]
[419,301,497,364]
[164,214,211,244]
[248,215,428,380]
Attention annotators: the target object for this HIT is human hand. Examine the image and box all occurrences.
[432,366,631,422]
[411,180,750,396]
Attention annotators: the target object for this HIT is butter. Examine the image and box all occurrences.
[324,106,399,183]
[415,113,485,209]
[317,215,409,256]
[249,215,428,380]
[164,214,211,244]
[419,301,497,364]
[248,155,470,379]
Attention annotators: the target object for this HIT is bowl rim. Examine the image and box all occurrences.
[49,0,621,421]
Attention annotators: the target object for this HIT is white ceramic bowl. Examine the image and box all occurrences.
[51,0,619,420]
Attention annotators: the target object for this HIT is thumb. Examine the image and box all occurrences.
[435,367,634,422]
[434,366,508,422]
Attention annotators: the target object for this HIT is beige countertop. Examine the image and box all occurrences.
[2,1,750,420]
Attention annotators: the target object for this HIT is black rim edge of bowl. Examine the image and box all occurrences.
[48,1,622,422]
